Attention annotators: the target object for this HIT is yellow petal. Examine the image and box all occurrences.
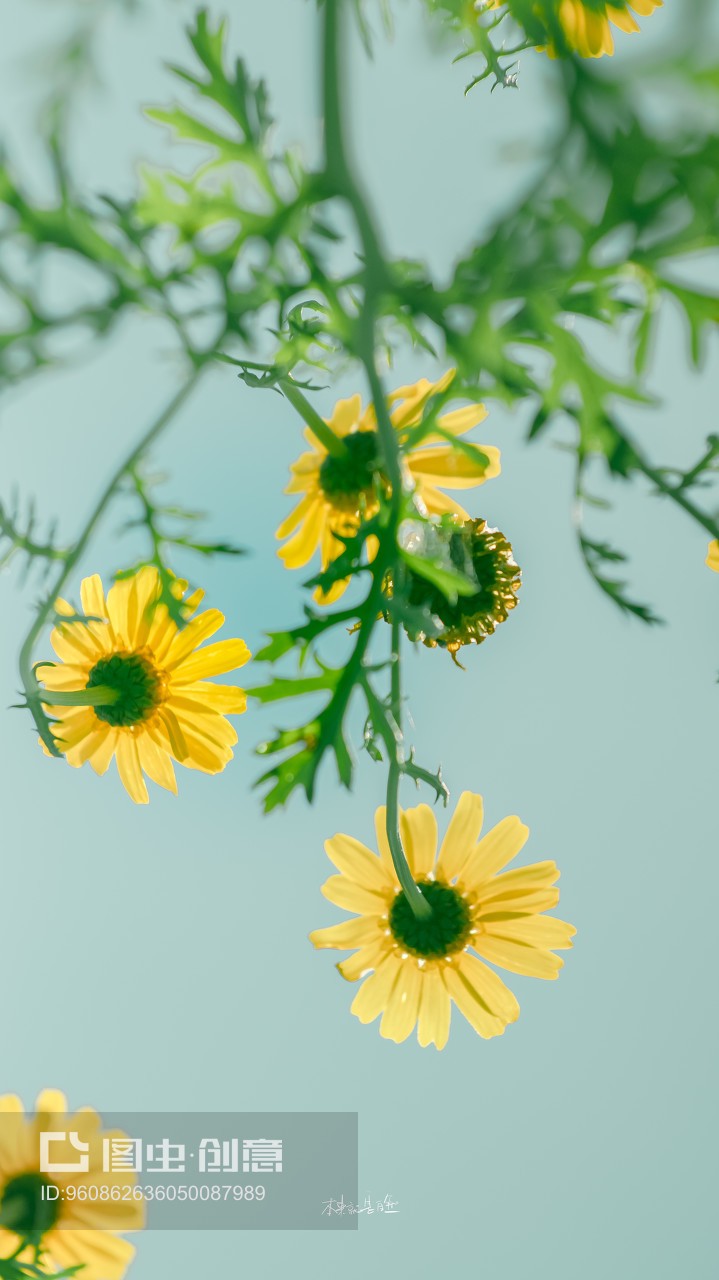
[484,915,576,950]
[47,1231,135,1280]
[161,609,226,668]
[171,638,251,682]
[155,708,188,762]
[73,724,113,767]
[0,1094,23,1113]
[706,539,719,572]
[441,961,508,1039]
[309,916,383,951]
[115,735,149,804]
[321,875,389,915]
[475,887,560,920]
[37,662,89,690]
[35,1089,68,1115]
[88,728,119,776]
[138,732,178,795]
[326,393,362,437]
[435,403,488,436]
[337,938,391,981]
[166,681,247,713]
[472,934,564,979]
[105,577,134,645]
[419,486,470,519]
[172,706,238,749]
[399,804,437,879]
[631,0,661,15]
[50,623,106,665]
[417,965,451,1050]
[276,494,317,541]
[459,816,530,890]
[324,833,394,894]
[456,952,520,1024]
[607,4,639,32]
[388,370,455,430]
[479,860,560,904]
[350,953,402,1024]
[436,791,484,882]
[80,574,109,625]
[174,728,234,774]
[407,442,501,488]
[277,498,325,569]
[379,959,422,1044]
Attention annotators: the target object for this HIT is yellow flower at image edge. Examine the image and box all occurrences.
[310,793,576,1048]
[706,540,719,572]
[0,1090,142,1280]
[277,371,500,603]
[39,566,250,803]
[490,0,662,59]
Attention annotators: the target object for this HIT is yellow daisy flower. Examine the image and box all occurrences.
[277,371,500,603]
[310,793,576,1048]
[0,1089,142,1280]
[491,0,662,58]
[38,566,250,804]
[706,539,719,572]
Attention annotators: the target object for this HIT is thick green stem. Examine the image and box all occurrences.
[278,377,346,458]
[19,370,203,754]
[38,685,119,708]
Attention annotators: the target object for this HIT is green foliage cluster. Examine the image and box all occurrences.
[1,0,718,898]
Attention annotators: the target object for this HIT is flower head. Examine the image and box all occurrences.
[491,0,662,59]
[706,540,719,572]
[310,793,575,1048]
[277,371,500,603]
[391,516,521,657]
[0,1090,142,1279]
[38,566,250,803]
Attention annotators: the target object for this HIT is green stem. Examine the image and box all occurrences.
[386,618,431,919]
[278,377,346,458]
[18,370,203,754]
[321,0,429,917]
[612,421,719,541]
[37,685,119,708]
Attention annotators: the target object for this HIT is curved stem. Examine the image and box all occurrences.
[18,369,203,754]
[278,376,346,458]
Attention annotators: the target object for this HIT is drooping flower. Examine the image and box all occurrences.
[38,566,250,803]
[277,371,500,603]
[490,0,662,59]
[706,540,719,572]
[389,515,521,657]
[310,793,575,1048]
[0,1090,142,1279]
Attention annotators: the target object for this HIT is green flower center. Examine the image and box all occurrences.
[319,430,383,509]
[0,1172,60,1238]
[398,518,521,652]
[389,879,471,958]
[87,651,163,727]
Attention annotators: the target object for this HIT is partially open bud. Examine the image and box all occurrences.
[389,516,521,658]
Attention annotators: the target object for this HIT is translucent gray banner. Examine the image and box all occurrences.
[0,1110,359,1231]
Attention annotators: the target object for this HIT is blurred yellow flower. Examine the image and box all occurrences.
[310,793,575,1048]
[0,1090,142,1279]
[38,566,250,803]
[706,540,719,572]
[277,371,500,603]
[491,0,662,58]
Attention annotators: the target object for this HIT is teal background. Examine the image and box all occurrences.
[1,1,716,1277]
